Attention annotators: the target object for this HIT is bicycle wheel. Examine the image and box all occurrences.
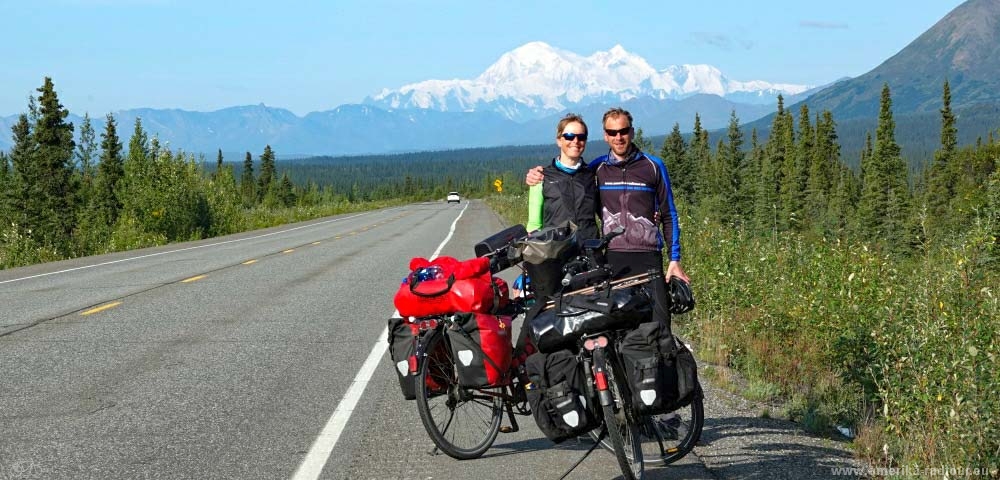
[594,348,644,480]
[415,329,503,460]
[590,383,704,465]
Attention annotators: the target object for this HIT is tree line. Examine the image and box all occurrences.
[653,81,998,257]
[1,78,410,268]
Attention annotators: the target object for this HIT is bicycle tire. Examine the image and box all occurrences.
[594,348,644,480]
[415,329,503,460]
[590,383,704,465]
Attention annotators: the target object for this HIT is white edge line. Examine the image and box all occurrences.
[0,210,390,286]
[290,202,469,480]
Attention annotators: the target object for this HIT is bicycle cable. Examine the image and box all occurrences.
[556,427,607,480]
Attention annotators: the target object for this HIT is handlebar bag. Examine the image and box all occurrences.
[394,256,495,317]
[446,312,514,387]
[524,350,600,443]
[619,321,700,415]
[529,287,652,353]
[475,224,528,258]
[516,221,579,298]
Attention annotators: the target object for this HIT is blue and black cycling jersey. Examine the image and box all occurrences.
[589,148,681,261]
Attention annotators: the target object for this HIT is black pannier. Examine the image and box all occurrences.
[387,316,419,400]
[619,321,700,415]
[528,286,652,353]
[524,350,600,443]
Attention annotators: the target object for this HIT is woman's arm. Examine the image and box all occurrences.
[526,183,544,232]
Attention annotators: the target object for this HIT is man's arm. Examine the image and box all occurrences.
[526,166,544,186]
[650,155,690,283]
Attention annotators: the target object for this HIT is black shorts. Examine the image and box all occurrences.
[606,251,665,280]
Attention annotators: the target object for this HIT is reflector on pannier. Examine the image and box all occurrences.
[446,312,514,387]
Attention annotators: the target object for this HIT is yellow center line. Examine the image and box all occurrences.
[81,301,122,316]
[283,249,295,253]
[181,274,207,283]
[242,259,257,265]
[311,241,321,245]
[335,236,342,239]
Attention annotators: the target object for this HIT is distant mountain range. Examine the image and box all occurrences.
[4,0,998,158]
[1,44,813,156]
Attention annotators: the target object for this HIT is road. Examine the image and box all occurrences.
[0,200,861,479]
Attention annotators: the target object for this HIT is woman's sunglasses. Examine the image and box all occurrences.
[560,132,588,141]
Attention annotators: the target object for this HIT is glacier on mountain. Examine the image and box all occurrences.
[365,41,810,121]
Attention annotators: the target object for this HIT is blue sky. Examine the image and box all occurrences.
[2,0,966,117]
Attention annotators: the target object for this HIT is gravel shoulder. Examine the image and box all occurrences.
[692,359,866,479]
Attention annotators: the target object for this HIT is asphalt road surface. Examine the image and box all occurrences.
[0,200,862,479]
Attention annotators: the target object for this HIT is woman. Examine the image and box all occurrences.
[525,113,600,240]
[514,114,600,298]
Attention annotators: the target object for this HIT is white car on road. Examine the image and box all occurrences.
[447,192,461,203]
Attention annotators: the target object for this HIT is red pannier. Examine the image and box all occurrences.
[393,256,496,317]
[446,312,514,387]
[387,316,446,400]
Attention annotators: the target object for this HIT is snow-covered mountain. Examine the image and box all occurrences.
[365,42,811,121]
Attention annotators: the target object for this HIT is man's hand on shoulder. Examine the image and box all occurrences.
[526,166,544,186]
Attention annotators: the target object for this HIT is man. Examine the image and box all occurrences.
[526,107,690,286]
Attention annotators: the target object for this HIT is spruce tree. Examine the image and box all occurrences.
[746,128,766,231]
[633,127,654,153]
[659,123,690,202]
[215,149,223,179]
[807,111,840,234]
[95,113,124,224]
[241,151,255,206]
[925,80,958,238]
[257,145,276,203]
[859,84,911,250]
[779,104,811,230]
[766,97,795,230]
[279,172,296,207]
[723,110,746,224]
[75,113,97,204]
[828,164,858,239]
[0,152,10,226]
[688,114,711,202]
[6,115,34,230]
[30,77,78,252]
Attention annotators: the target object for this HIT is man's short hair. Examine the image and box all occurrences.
[556,113,588,137]
[602,107,633,128]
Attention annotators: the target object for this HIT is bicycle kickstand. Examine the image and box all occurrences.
[499,401,520,433]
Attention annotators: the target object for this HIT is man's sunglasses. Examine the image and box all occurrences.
[560,132,588,141]
[604,127,632,137]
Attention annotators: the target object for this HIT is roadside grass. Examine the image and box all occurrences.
[682,211,999,472]
[1,198,408,269]
[484,193,999,474]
